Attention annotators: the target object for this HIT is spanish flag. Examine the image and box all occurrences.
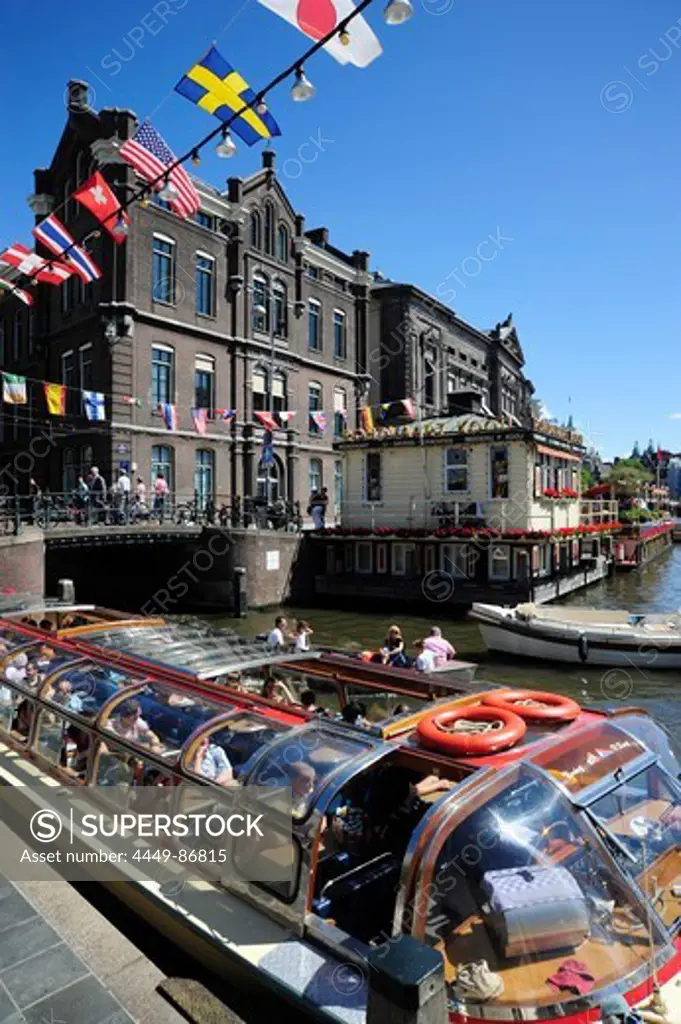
[360,407,374,433]
[44,382,66,416]
[175,47,281,146]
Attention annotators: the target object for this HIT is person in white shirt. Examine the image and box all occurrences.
[413,639,436,673]
[267,616,288,649]
[5,653,28,685]
[294,620,313,652]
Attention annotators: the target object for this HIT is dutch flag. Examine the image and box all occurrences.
[33,214,102,284]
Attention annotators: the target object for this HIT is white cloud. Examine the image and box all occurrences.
[668,413,681,420]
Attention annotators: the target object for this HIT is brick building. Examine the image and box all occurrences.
[0,81,370,521]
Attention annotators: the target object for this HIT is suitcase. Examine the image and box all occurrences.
[482,866,590,958]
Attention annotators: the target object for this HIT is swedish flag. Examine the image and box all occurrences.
[175,47,281,145]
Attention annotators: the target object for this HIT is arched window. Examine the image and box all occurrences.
[257,453,284,504]
[264,202,275,255]
[194,449,215,509]
[252,364,268,412]
[252,273,269,333]
[277,224,289,263]
[424,354,436,408]
[273,279,288,338]
[151,444,174,493]
[333,387,347,438]
[309,458,323,495]
[250,210,262,250]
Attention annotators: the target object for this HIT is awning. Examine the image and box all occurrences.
[535,444,581,463]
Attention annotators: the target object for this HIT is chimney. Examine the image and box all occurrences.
[227,177,243,203]
[66,79,91,112]
[353,249,370,271]
[262,150,276,171]
[306,227,329,246]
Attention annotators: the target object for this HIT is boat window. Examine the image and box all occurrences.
[419,764,663,1010]
[44,662,143,721]
[532,721,647,796]
[12,696,35,744]
[0,626,37,653]
[238,667,342,715]
[187,713,289,784]
[251,726,374,820]
[35,710,91,776]
[11,644,76,693]
[612,713,681,780]
[0,682,17,731]
[232,833,301,904]
[116,681,225,760]
[343,684,429,724]
[95,738,173,794]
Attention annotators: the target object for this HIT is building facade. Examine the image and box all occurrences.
[366,282,534,424]
[0,81,371,522]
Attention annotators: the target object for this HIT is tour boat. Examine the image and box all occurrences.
[1,616,681,1024]
[470,602,681,669]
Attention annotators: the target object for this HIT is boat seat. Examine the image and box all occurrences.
[313,852,401,943]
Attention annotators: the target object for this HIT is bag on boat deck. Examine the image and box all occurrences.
[482,866,590,959]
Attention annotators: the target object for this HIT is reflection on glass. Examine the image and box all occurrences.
[195,713,289,784]
[45,662,142,720]
[112,682,225,759]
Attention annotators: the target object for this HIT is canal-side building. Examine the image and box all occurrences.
[310,403,621,609]
[0,81,371,521]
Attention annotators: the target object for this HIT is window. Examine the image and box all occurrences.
[309,458,323,494]
[152,193,171,212]
[264,202,274,255]
[424,355,436,407]
[277,224,289,262]
[152,345,174,405]
[80,445,93,481]
[442,544,473,581]
[61,350,75,388]
[252,274,269,333]
[12,311,23,361]
[61,275,73,315]
[62,448,76,493]
[195,252,215,316]
[445,448,468,492]
[365,451,382,502]
[308,299,321,350]
[393,543,415,576]
[63,178,72,221]
[490,445,509,498]
[333,387,347,438]
[76,152,86,186]
[272,371,286,414]
[250,210,262,250]
[333,310,346,359]
[252,365,267,412]
[334,459,343,520]
[273,279,288,338]
[79,344,93,389]
[256,454,283,503]
[356,543,372,574]
[195,211,215,230]
[447,371,458,395]
[490,544,511,580]
[308,382,322,433]
[195,450,215,509]
[194,354,215,416]
[151,444,173,492]
[306,264,319,279]
[152,235,176,303]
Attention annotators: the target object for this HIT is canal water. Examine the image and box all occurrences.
[204,545,681,735]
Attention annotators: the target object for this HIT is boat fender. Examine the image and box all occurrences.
[578,632,589,663]
[416,705,526,757]
[482,689,581,723]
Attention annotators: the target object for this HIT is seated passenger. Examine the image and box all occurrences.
[340,701,370,729]
[413,639,436,673]
[110,700,163,754]
[380,625,408,668]
[36,645,56,673]
[14,699,33,737]
[286,760,316,817]
[190,736,234,785]
[422,626,456,667]
[300,689,324,715]
[21,617,39,628]
[5,653,28,684]
[49,679,84,713]
[23,661,41,690]
[371,770,453,849]
[39,619,54,632]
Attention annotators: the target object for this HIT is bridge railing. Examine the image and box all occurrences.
[0,492,303,535]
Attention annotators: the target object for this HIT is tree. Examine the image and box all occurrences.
[631,440,641,460]
[581,467,594,490]
[603,461,653,496]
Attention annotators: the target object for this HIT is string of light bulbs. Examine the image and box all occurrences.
[2,0,412,297]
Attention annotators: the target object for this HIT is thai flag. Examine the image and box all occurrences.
[34,215,102,284]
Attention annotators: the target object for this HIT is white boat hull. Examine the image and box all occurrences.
[477,622,681,667]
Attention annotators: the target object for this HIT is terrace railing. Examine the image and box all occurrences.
[580,499,619,526]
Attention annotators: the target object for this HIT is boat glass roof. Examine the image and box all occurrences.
[42,660,148,720]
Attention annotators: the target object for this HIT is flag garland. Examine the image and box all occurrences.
[43,383,66,416]
[215,408,236,421]
[0,278,33,306]
[0,244,73,285]
[158,402,178,431]
[191,407,208,434]
[254,410,278,431]
[2,373,27,405]
[82,390,106,422]
[310,410,328,433]
[120,122,200,219]
[33,215,102,284]
[73,172,130,244]
[256,0,382,68]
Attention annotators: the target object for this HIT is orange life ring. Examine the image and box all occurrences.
[416,706,526,756]
[482,689,580,723]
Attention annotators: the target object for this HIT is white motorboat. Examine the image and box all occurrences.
[470,602,681,668]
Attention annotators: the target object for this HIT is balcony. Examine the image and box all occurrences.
[580,499,619,526]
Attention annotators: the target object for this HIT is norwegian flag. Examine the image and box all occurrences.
[121,122,199,219]
[0,243,73,286]
[254,410,278,431]
[34,215,101,284]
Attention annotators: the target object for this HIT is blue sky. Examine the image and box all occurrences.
[1,0,680,459]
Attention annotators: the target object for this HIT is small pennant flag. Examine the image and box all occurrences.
[158,402,178,431]
[175,47,281,146]
[401,397,416,420]
[310,410,328,434]
[360,407,374,432]
[73,172,130,244]
[44,383,66,416]
[121,395,142,407]
[0,243,73,286]
[0,278,33,306]
[33,214,101,284]
[254,410,278,431]
[276,410,296,427]
[192,407,208,434]
[215,408,236,422]
[2,373,27,405]
[82,390,106,422]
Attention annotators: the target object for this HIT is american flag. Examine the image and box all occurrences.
[120,122,200,219]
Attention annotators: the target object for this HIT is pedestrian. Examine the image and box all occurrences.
[294,620,314,652]
[153,472,169,524]
[308,487,328,529]
[115,467,131,523]
[73,476,89,524]
[89,466,107,524]
[422,626,456,667]
[28,477,41,525]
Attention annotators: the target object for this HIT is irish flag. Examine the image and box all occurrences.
[257,0,382,67]
[2,373,27,405]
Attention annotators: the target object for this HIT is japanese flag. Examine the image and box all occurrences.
[257,0,382,67]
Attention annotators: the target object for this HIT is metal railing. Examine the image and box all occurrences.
[0,492,303,535]
[580,499,619,526]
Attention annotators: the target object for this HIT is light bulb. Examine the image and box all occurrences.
[339,28,351,45]
[158,178,179,202]
[256,98,268,115]
[216,129,237,158]
[191,149,201,166]
[291,68,315,102]
[383,0,413,23]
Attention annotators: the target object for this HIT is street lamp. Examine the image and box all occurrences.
[383,0,414,23]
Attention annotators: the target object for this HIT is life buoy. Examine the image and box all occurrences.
[416,706,526,756]
[482,689,580,723]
